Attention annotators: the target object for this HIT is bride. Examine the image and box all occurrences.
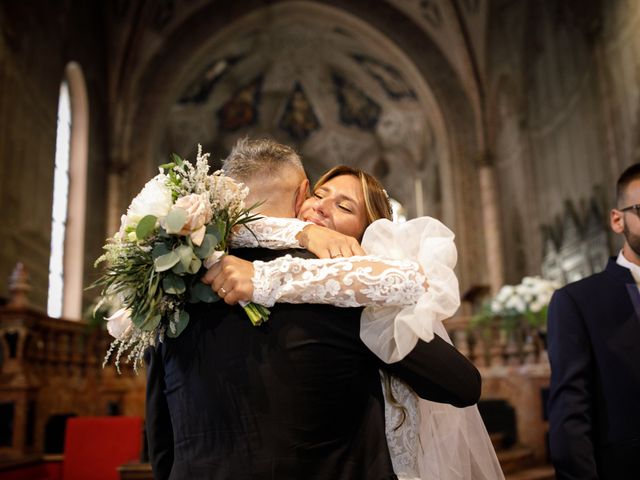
[204,164,504,480]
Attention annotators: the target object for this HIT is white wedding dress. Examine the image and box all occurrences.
[230,217,504,480]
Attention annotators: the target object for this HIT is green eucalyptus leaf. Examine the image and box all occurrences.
[152,242,171,260]
[163,274,186,295]
[167,310,189,338]
[190,282,220,303]
[135,215,157,240]
[205,224,221,244]
[171,261,187,275]
[187,257,202,274]
[154,251,180,272]
[165,208,187,233]
[132,312,161,331]
[194,234,216,259]
[175,244,194,269]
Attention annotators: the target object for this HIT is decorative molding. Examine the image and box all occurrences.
[418,0,443,29]
[178,56,242,105]
[279,82,321,141]
[541,195,610,284]
[332,72,381,130]
[151,0,176,32]
[216,75,263,132]
[351,54,417,100]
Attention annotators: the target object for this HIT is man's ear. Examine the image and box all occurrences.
[294,178,310,217]
[611,208,625,234]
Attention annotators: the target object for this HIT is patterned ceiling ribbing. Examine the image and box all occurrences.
[166,13,430,183]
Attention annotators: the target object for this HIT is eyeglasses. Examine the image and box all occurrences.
[619,204,640,217]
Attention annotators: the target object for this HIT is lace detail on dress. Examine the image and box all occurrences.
[382,372,421,480]
[229,217,311,249]
[251,255,427,308]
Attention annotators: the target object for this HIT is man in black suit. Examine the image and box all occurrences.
[146,139,481,479]
[548,163,640,479]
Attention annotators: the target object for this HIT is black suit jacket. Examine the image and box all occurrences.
[146,248,480,480]
[548,258,640,480]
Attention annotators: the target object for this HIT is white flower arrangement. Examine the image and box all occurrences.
[475,276,561,330]
[92,145,269,371]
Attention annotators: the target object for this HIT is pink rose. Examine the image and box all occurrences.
[168,193,213,245]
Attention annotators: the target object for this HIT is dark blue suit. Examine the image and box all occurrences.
[548,257,640,479]
[146,248,481,480]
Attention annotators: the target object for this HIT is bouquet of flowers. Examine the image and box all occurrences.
[473,276,560,330]
[93,145,269,371]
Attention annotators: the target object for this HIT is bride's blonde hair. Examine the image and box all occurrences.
[313,165,392,227]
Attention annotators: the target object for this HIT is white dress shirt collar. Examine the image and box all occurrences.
[616,250,640,285]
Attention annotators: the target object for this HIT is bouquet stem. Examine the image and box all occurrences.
[241,301,270,326]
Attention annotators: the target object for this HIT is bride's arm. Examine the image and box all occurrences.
[207,216,460,363]
[229,216,365,258]
[229,217,309,249]
[202,254,428,308]
[251,255,428,308]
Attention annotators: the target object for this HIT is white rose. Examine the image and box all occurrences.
[122,174,173,230]
[106,308,133,340]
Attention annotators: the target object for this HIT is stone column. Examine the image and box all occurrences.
[62,63,89,320]
[478,155,505,293]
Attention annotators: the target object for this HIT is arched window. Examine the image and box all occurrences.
[47,63,89,319]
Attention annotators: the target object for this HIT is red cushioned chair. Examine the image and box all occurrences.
[62,416,143,480]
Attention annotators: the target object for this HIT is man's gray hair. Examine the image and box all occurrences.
[222,137,303,181]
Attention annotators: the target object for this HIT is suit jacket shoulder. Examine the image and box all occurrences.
[555,258,634,313]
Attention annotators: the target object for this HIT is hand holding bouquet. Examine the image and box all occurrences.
[93,145,269,371]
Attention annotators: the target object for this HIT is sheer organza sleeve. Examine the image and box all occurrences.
[359,217,460,362]
[229,217,311,249]
[252,255,427,308]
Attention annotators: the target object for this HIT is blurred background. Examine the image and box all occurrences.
[0,0,638,478]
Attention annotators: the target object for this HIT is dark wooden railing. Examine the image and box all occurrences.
[0,263,145,459]
[447,314,551,463]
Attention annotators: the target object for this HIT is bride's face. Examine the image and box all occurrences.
[298,174,368,239]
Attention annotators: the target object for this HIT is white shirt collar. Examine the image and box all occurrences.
[616,250,640,285]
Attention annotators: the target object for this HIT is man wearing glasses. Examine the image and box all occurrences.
[547,163,640,480]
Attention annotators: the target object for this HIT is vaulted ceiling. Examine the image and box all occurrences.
[105,0,488,219]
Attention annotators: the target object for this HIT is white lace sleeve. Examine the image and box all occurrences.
[252,255,427,308]
[229,217,311,249]
[251,216,460,363]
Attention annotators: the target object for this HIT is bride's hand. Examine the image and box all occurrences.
[201,255,254,305]
[296,224,365,258]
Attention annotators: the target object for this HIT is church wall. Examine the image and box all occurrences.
[486,0,639,283]
[486,0,540,284]
[599,0,640,176]
[0,1,109,313]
